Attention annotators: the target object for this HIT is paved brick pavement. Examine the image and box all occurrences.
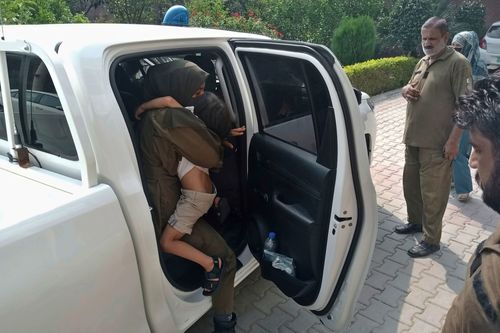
[187,89,500,333]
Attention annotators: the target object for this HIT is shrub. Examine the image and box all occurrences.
[188,0,279,38]
[344,56,419,96]
[377,0,435,56]
[331,16,377,66]
[248,0,384,46]
[442,0,486,38]
[0,0,88,24]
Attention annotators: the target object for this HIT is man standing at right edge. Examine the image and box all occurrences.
[442,76,500,332]
[394,17,472,257]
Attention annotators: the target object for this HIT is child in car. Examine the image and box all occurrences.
[136,70,244,296]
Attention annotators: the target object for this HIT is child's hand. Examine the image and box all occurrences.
[229,126,246,137]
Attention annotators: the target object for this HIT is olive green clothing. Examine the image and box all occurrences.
[404,46,472,149]
[442,226,500,332]
[138,107,223,238]
[403,47,471,245]
[138,108,234,315]
[139,59,236,317]
[403,146,452,245]
[182,219,236,316]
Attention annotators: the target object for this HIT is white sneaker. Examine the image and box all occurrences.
[457,193,470,202]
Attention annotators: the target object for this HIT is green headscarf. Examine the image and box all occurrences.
[142,59,208,106]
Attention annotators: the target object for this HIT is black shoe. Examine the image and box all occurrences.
[408,241,440,258]
[394,223,423,234]
[213,313,236,333]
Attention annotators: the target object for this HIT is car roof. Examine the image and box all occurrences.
[2,24,267,54]
[491,21,500,27]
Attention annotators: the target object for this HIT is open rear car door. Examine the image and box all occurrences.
[232,40,378,331]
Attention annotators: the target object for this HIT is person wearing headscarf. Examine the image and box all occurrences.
[137,60,238,332]
[452,31,489,81]
[451,31,489,202]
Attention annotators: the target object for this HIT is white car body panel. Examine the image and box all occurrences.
[0,161,149,333]
[0,24,377,332]
[482,21,500,69]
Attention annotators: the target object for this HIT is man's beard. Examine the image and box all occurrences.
[422,41,446,57]
[476,158,500,214]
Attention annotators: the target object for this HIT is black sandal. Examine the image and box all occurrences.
[203,257,224,296]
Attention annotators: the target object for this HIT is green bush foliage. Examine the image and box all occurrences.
[377,0,486,57]
[344,56,419,96]
[442,0,486,38]
[331,16,377,66]
[106,0,163,23]
[188,0,279,38]
[0,0,88,24]
[377,0,435,57]
[246,0,384,46]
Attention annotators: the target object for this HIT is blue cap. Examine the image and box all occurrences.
[268,232,276,239]
[162,5,189,26]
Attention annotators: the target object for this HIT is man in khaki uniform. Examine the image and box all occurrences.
[442,76,500,332]
[394,17,473,257]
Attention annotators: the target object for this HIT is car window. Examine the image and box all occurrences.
[487,25,500,38]
[27,91,42,103]
[39,94,62,109]
[0,55,23,141]
[0,53,77,160]
[242,53,334,155]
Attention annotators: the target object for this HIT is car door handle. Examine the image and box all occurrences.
[272,192,313,221]
[334,215,352,222]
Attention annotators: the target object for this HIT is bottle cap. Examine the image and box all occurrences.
[268,232,276,239]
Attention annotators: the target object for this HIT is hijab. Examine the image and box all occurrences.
[142,59,208,106]
[452,31,489,81]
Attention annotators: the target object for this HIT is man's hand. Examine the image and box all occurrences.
[443,137,459,160]
[402,84,420,102]
[443,125,463,160]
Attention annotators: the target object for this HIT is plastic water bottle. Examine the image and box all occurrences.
[263,232,278,261]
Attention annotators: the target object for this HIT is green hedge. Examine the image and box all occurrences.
[344,56,418,96]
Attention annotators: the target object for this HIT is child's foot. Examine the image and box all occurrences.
[203,257,224,296]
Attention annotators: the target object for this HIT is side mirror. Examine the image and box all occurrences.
[353,88,362,105]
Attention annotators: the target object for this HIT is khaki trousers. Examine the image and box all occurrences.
[182,219,236,315]
[403,145,452,245]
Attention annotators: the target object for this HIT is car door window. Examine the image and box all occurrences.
[241,53,334,158]
[487,25,500,38]
[0,55,23,142]
[14,55,77,160]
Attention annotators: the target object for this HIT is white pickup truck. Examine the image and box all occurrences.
[0,24,377,333]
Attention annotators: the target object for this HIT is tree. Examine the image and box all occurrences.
[105,0,165,24]
[331,16,377,65]
[246,0,384,46]
[442,0,486,38]
[246,0,337,45]
[377,0,435,56]
[66,0,105,15]
[187,0,279,38]
[0,0,88,24]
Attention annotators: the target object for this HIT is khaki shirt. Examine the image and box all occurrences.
[404,47,472,149]
[138,107,223,238]
[442,226,500,332]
